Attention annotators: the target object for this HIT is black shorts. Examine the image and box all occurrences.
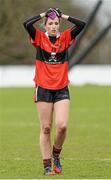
[34,86,70,103]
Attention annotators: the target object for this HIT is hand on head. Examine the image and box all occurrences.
[46,8,62,19]
[53,8,62,17]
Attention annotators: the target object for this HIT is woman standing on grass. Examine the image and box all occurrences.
[23,8,86,176]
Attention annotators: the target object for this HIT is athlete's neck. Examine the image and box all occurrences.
[49,36,57,44]
[45,32,60,38]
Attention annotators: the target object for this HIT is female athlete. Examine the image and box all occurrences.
[23,8,86,176]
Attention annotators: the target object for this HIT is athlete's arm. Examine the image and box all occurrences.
[61,14,86,40]
[23,12,45,40]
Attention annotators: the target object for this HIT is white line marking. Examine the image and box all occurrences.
[1,157,111,162]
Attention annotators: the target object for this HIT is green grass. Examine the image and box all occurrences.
[0,85,111,179]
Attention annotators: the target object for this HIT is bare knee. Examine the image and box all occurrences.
[57,125,67,134]
[42,126,51,134]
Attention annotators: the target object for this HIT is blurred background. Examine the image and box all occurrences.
[0,0,111,87]
[0,0,111,65]
[0,1,111,179]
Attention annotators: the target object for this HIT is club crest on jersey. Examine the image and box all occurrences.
[49,52,57,62]
[45,52,62,64]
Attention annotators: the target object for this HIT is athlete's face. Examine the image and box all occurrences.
[45,17,60,37]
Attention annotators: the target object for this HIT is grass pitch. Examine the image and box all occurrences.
[0,85,111,179]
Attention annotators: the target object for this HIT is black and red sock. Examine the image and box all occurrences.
[52,145,62,159]
[43,158,51,168]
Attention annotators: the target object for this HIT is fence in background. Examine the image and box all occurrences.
[0,65,111,87]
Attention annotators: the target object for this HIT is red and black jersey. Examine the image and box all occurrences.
[23,14,86,89]
[30,29,75,89]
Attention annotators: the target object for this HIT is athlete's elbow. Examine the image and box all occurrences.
[80,21,86,31]
[23,21,27,29]
[82,21,86,28]
[81,21,86,29]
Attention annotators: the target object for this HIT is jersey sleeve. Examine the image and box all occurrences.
[29,29,42,47]
[64,29,76,48]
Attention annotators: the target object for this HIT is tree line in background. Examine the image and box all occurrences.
[0,0,111,65]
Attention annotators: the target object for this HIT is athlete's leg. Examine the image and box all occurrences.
[54,99,70,149]
[52,99,70,173]
[36,102,53,159]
